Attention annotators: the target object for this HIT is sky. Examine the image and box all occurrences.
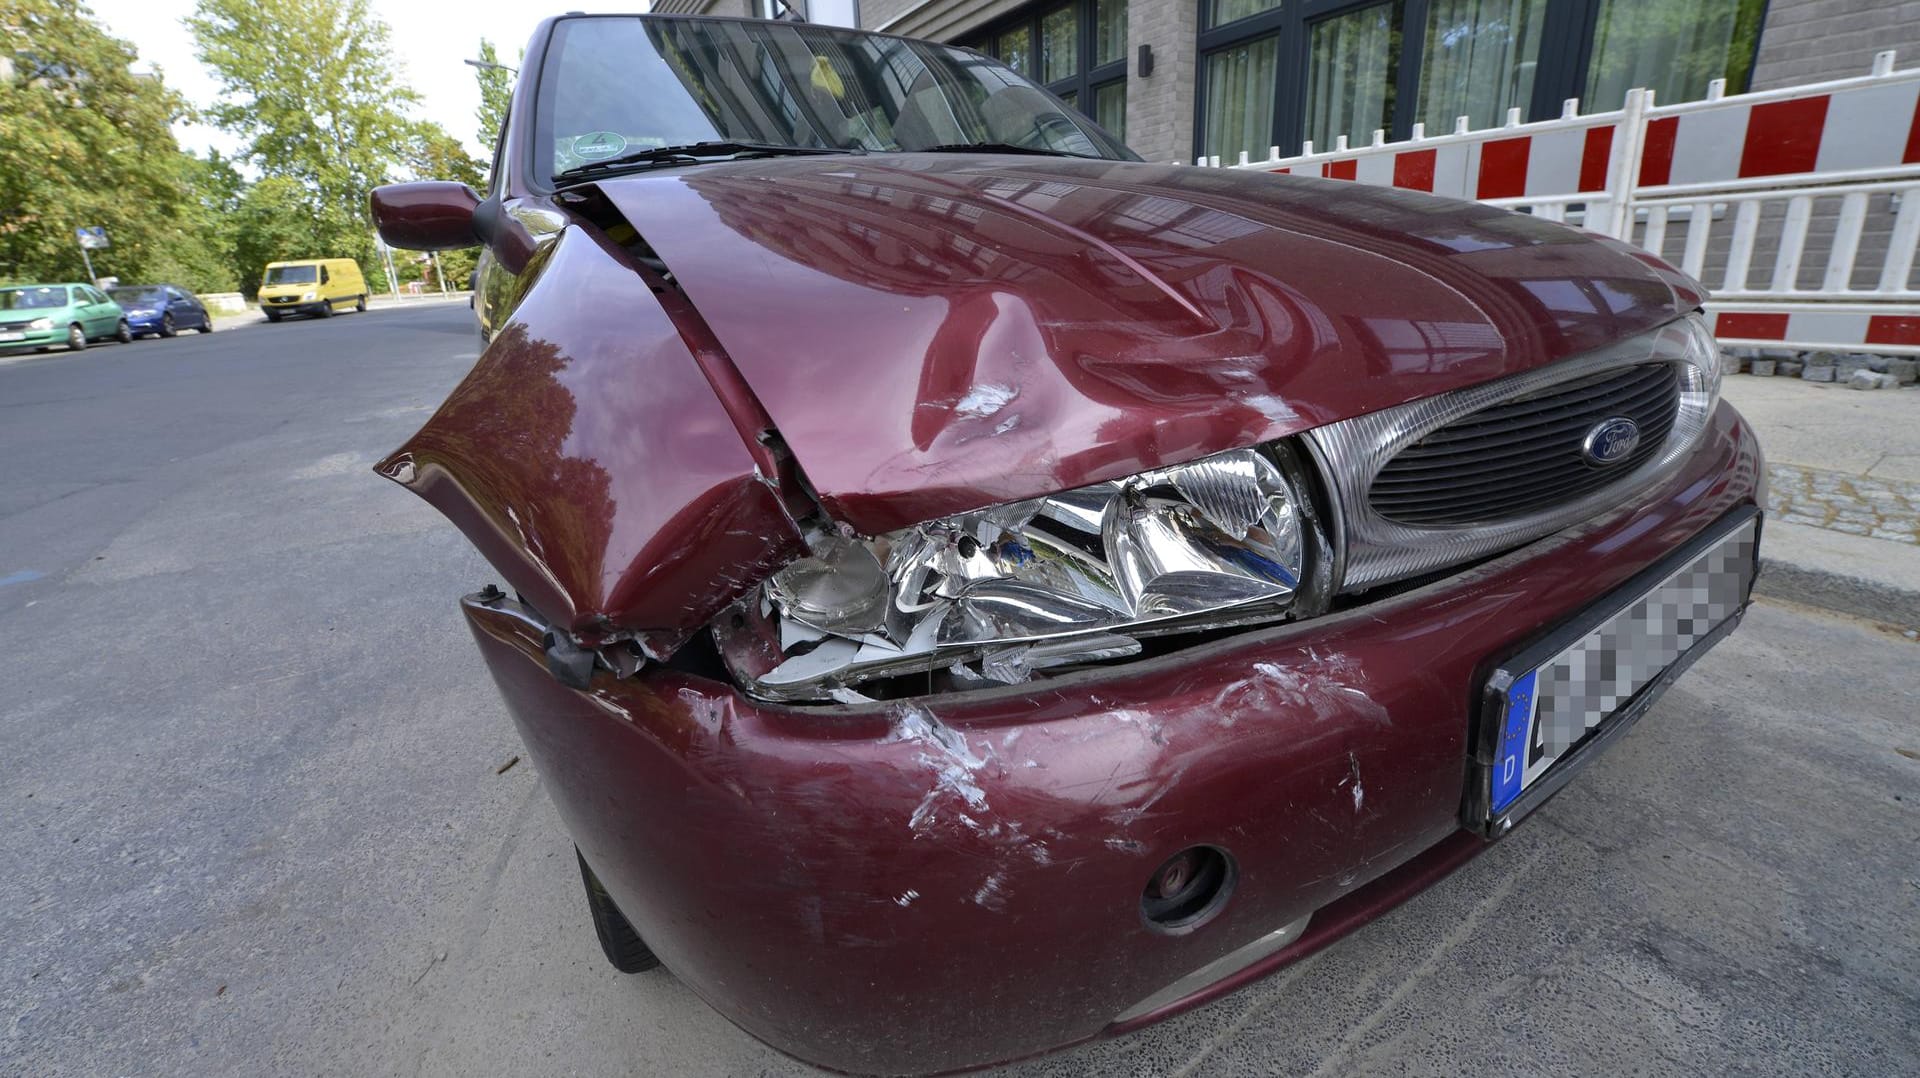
[84,0,652,160]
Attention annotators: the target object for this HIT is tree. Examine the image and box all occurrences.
[408,121,485,191]
[473,38,515,154]
[228,176,325,297]
[0,0,231,290]
[401,120,483,292]
[187,0,419,291]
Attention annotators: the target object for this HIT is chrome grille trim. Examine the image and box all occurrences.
[1306,316,1721,592]
[1368,362,1679,526]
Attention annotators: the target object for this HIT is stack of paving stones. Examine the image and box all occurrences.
[1768,463,1920,546]
[1733,348,1916,388]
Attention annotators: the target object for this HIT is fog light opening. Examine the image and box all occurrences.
[1141,846,1235,933]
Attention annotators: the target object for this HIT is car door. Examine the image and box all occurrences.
[89,286,120,334]
[73,287,108,335]
[165,287,200,327]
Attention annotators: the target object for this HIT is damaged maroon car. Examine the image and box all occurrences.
[371,13,1763,1075]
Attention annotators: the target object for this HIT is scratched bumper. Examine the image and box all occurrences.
[462,405,1761,1076]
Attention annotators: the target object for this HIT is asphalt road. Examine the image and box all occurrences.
[3,304,1916,1077]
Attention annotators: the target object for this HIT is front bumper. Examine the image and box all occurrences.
[464,404,1762,1076]
[260,295,322,315]
[0,326,64,351]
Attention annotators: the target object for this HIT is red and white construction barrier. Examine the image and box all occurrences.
[1714,306,1920,352]
[1217,52,1920,354]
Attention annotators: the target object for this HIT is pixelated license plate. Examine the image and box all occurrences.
[1474,509,1760,834]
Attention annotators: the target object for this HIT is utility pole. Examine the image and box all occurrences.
[430,251,448,295]
[375,232,400,297]
[75,226,107,283]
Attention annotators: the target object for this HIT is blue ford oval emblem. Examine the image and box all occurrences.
[1582,416,1641,465]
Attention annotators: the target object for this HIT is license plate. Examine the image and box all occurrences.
[0,331,23,341]
[1471,509,1760,835]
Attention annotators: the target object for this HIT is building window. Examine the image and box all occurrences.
[1095,0,1127,65]
[1585,0,1767,108]
[1304,1,1402,150]
[964,0,1128,140]
[1203,35,1279,161]
[1042,5,1079,83]
[1208,0,1282,30]
[995,25,1033,76]
[1192,0,1765,161]
[1095,78,1127,140]
[1415,0,1547,132]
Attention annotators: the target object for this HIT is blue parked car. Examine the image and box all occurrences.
[107,284,213,338]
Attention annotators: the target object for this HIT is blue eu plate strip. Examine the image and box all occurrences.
[1490,670,1537,814]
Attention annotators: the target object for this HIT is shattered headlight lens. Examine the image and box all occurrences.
[716,443,1331,700]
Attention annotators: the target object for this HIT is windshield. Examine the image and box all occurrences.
[110,287,166,305]
[0,287,68,310]
[265,265,317,285]
[535,16,1132,184]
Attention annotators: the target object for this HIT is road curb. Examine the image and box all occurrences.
[1754,521,1920,627]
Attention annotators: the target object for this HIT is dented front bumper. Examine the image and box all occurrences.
[463,405,1761,1076]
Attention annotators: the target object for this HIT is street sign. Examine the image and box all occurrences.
[76,227,109,250]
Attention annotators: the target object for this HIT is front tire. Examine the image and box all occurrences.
[66,324,86,351]
[159,313,177,338]
[265,311,281,323]
[576,847,660,973]
[355,294,367,312]
[315,300,333,319]
[116,319,133,344]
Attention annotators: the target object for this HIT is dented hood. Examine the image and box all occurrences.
[594,154,1701,534]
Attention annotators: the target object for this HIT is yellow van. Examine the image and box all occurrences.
[257,259,368,322]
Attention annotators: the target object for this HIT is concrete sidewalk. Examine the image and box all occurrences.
[1724,375,1920,626]
[209,292,471,331]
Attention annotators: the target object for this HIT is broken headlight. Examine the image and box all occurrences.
[715,443,1332,700]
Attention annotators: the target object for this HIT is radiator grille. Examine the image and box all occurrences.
[1367,362,1679,527]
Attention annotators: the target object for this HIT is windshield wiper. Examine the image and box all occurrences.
[553,141,858,181]
[916,142,1095,158]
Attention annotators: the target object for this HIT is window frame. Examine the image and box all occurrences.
[961,0,1129,140]
[1191,0,1767,161]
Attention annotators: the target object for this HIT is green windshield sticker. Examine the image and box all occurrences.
[571,131,628,161]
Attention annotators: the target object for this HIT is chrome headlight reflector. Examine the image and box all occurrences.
[717,444,1331,700]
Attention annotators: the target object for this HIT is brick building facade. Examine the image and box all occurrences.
[650,0,1920,166]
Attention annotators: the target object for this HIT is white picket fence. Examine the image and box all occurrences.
[1205,52,1920,355]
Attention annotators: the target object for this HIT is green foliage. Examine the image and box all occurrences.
[228,176,327,295]
[474,39,515,156]
[437,246,478,289]
[188,0,421,292]
[408,121,485,190]
[0,0,233,292]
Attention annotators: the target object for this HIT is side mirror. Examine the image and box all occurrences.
[371,181,484,251]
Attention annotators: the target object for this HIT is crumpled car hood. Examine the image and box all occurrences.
[594,155,1701,534]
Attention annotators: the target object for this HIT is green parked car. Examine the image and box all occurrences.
[0,282,132,354]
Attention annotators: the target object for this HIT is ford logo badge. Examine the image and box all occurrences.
[1582,416,1641,465]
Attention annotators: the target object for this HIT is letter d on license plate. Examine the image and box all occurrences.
[1470,508,1760,835]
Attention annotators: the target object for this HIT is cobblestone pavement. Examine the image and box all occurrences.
[1769,463,1920,545]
